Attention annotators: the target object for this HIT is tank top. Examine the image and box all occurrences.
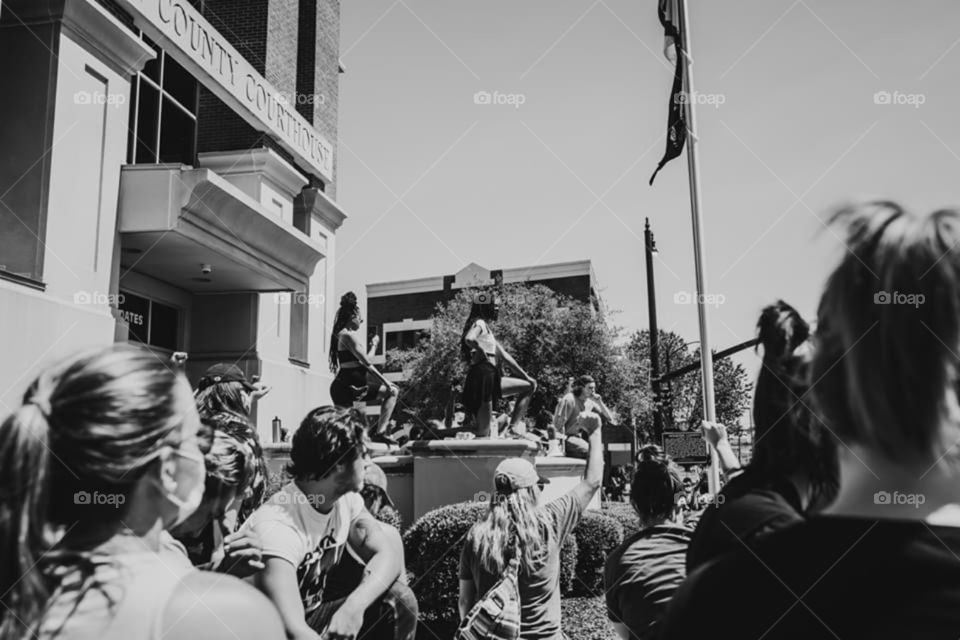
[37,546,194,640]
[337,332,361,365]
[471,320,497,356]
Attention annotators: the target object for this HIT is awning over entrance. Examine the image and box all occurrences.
[118,164,323,292]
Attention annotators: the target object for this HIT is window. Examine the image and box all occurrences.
[119,290,182,352]
[127,35,198,165]
[385,329,428,352]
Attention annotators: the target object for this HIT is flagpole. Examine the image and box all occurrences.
[676,0,720,495]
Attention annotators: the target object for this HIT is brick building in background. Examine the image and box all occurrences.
[0,0,347,441]
[365,260,602,381]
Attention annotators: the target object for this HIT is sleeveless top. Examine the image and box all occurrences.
[470,320,497,356]
[37,542,194,640]
[337,332,361,365]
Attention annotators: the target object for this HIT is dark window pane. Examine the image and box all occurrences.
[150,300,180,350]
[164,55,197,110]
[289,289,309,365]
[158,98,196,164]
[142,37,161,83]
[134,82,159,163]
[118,291,150,344]
[126,80,139,163]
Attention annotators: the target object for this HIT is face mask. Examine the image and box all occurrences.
[156,446,206,526]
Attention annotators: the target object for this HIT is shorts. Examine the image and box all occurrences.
[461,360,501,415]
[330,367,380,407]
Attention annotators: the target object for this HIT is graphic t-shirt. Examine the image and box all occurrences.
[460,490,591,640]
[244,483,364,612]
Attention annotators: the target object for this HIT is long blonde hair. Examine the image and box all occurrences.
[467,478,554,575]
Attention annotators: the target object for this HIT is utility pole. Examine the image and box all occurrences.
[644,218,663,437]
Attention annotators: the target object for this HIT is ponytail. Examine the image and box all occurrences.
[0,344,190,636]
[0,402,53,638]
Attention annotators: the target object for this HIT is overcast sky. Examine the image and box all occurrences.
[333,0,960,388]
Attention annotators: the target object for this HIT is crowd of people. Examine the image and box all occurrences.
[3,201,960,639]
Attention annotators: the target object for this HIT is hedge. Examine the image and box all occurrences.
[572,511,624,596]
[602,501,640,539]
[403,501,488,621]
[403,501,580,621]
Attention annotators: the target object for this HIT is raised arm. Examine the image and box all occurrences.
[701,420,742,478]
[571,414,604,508]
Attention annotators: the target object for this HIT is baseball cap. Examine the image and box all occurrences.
[362,461,395,508]
[197,363,255,392]
[494,458,550,491]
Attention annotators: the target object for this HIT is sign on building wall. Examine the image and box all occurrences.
[119,291,180,351]
[116,0,334,182]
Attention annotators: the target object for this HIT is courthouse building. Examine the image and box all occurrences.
[0,0,347,440]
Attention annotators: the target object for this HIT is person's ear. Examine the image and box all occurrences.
[156,447,179,493]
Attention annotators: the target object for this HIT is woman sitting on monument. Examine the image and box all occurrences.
[329,291,399,443]
[459,290,537,437]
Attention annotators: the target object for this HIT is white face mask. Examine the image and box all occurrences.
[156,446,206,526]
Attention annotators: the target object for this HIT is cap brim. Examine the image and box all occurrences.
[537,475,550,485]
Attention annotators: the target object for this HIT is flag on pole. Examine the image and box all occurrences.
[649,0,686,185]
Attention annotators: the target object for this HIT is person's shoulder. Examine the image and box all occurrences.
[164,572,284,639]
[339,490,365,517]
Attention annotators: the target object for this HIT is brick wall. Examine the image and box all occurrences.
[196,0,339,194]
[265,0,298,99]
[313,0,340,198]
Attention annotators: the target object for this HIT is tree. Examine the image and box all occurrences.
[386,284,639,425]
[625,330,753,439]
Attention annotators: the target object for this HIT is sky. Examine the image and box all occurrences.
[333,0,960,386]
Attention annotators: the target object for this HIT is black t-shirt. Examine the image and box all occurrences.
[685,470,803,572]
[659,516,960,640]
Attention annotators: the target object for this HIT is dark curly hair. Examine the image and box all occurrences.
[287,406,367,480]
[329,292,360,372]
[751,299,838,510]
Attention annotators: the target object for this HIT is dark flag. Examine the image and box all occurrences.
[649,0,685,185]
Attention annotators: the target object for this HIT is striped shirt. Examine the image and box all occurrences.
[604,523,692,640]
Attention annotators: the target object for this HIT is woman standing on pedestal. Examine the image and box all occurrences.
[459,291,537,437]
[329,292,399,442]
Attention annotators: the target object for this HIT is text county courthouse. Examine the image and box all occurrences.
[0,0,349,440]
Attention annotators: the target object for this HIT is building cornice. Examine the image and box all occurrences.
[3,0,156,76]
[198,148,309,200]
